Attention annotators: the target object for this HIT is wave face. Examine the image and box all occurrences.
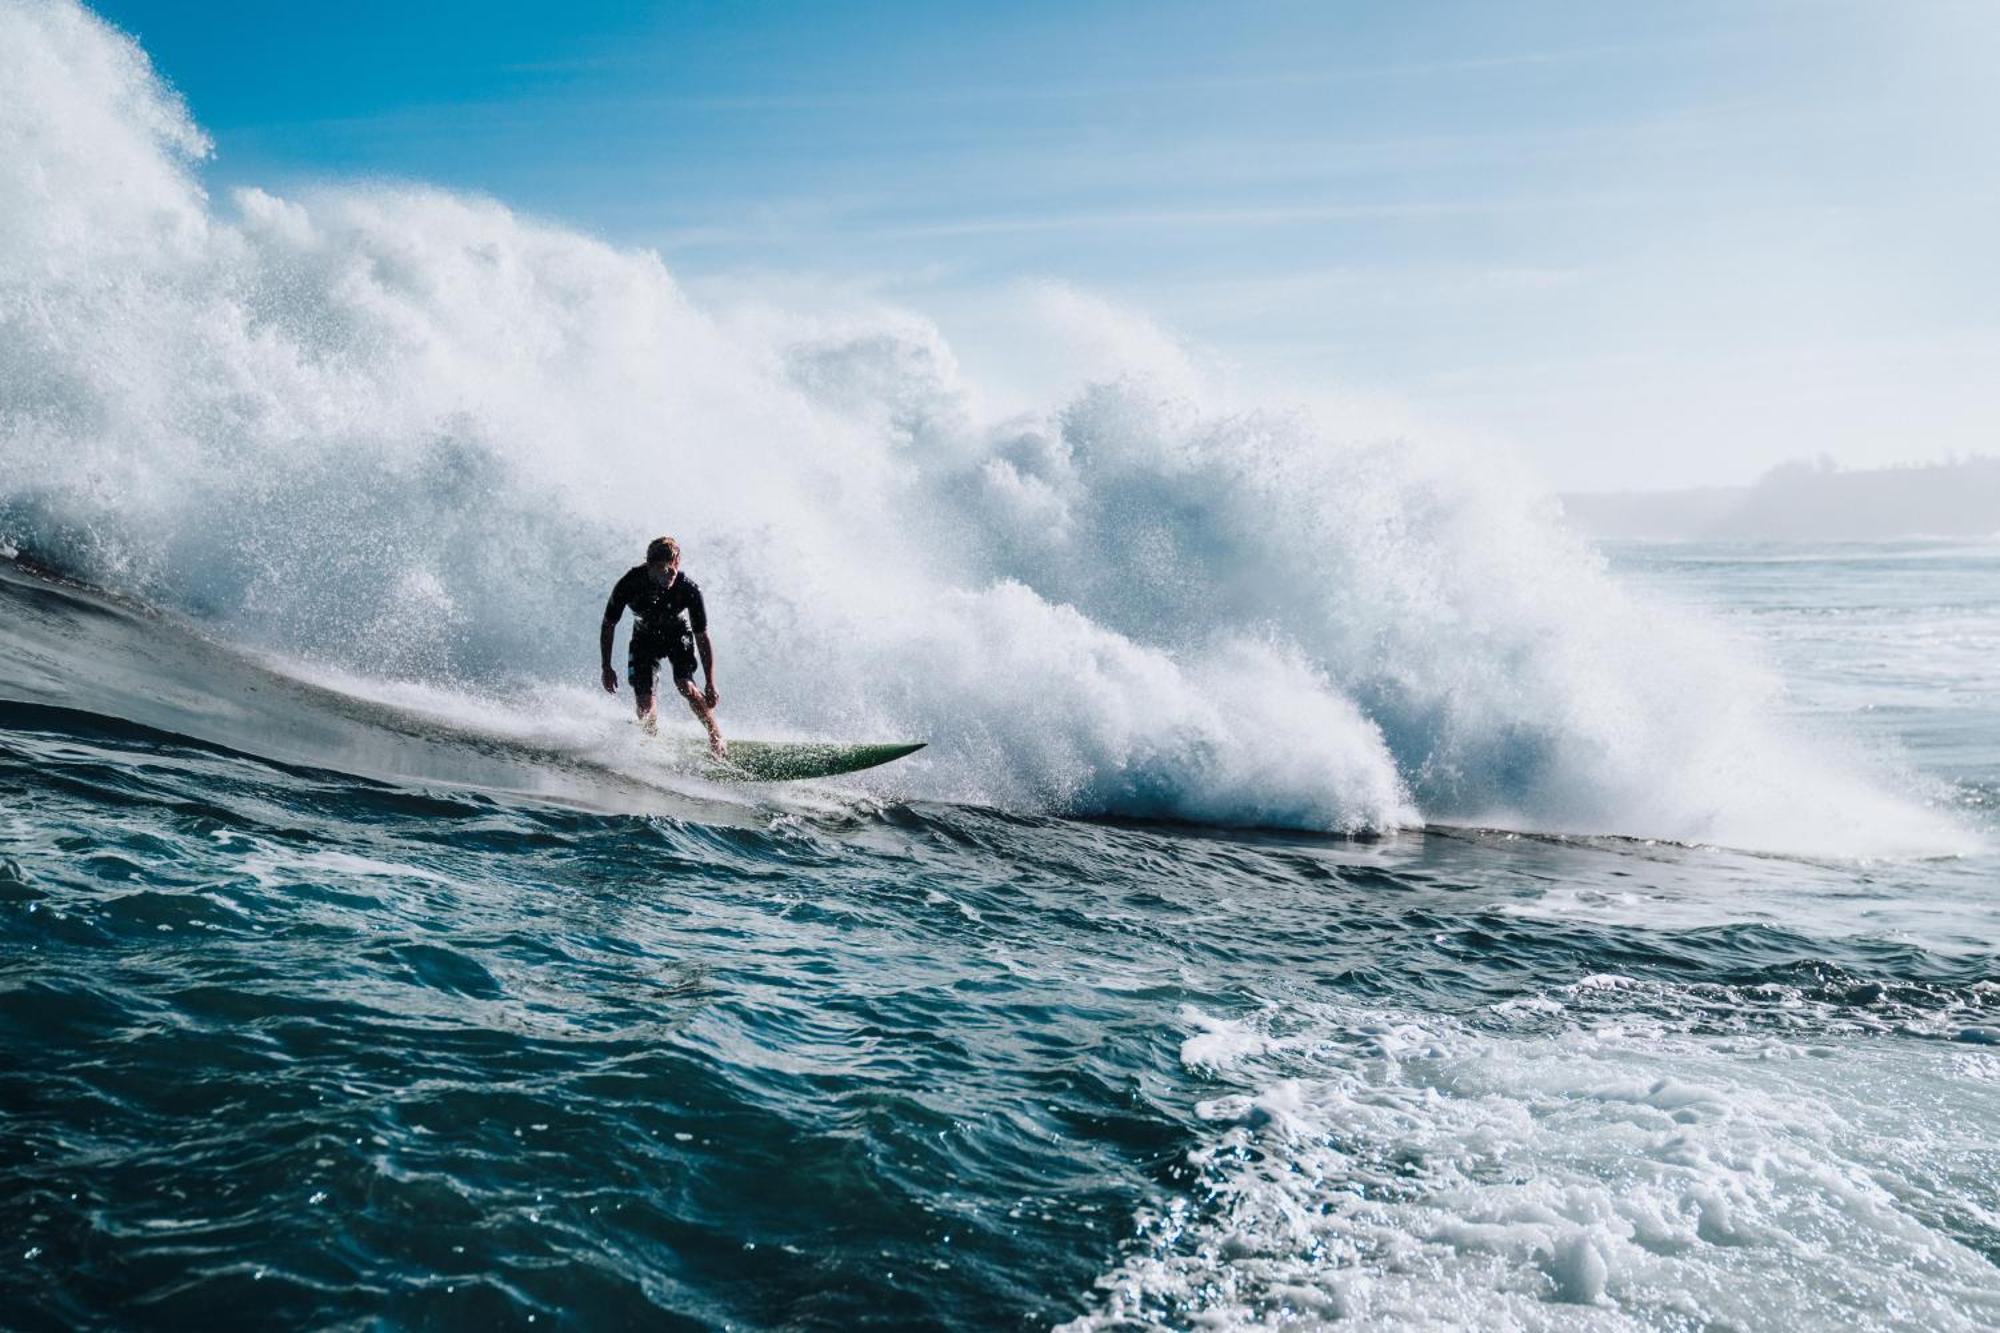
[0,0,1967,853]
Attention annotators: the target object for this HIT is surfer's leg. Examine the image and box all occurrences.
[628,642,661,733]
[675,675,726,758]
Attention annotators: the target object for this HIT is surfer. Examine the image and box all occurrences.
[600,536,726,757]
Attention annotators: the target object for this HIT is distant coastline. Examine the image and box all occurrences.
[1560,456,2000,542]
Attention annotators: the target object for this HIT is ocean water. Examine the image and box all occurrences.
[4,542,1998,1332]
[4,3,1998,1328]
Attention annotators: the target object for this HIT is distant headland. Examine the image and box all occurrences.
[1560,456,2000,542]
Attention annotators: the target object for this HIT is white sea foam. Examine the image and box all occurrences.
[1066,997,2000,1331]
[0,0,1974,853]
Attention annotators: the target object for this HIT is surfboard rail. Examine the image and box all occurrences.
[690,739,926,782]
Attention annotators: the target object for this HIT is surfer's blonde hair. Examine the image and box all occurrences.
[645,536,681,565]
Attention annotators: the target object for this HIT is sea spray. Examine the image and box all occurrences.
[0,0,1968,852]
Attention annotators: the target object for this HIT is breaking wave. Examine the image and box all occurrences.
[0,0,1969,853]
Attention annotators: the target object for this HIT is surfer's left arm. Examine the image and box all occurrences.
[689,582,718,709]
[695,631,718,708]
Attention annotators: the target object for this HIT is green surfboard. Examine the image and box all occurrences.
[682,739,926,782]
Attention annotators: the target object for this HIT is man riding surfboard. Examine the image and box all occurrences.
[600,536,726,756]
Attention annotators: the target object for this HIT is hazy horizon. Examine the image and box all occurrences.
[1560,453,2000,541]
[84,0,2000,491]
[1563,449,2000,498]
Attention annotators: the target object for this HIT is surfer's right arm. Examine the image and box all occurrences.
[600,577,629,693]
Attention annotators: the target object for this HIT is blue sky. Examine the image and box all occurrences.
[94,0,2000,489]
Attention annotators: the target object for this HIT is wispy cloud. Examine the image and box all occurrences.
[497,39,1712,114]
[862,199,1560,240]
[647,191,1640,250]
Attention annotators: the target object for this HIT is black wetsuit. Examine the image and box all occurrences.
[603,566,708,701]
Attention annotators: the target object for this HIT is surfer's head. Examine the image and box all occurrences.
[645,536,681,584]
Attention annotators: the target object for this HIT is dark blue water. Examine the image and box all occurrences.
[4,554,1998,1330]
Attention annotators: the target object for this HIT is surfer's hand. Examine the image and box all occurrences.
[703,684,719,710]
[601,664,618,694]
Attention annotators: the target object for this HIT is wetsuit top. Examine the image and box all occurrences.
[603,566,707,642]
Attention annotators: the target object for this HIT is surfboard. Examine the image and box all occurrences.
[689,739,926,782]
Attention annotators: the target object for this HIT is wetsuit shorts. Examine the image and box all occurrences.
[628,628,697,701]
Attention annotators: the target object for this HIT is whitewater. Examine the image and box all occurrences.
[2,3,1995,1329]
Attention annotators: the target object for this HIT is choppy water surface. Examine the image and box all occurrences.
[4,545,1997,1331]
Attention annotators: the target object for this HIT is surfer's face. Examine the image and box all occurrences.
[646,559,678,587]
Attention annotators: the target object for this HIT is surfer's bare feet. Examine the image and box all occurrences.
[640,712,658,737]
